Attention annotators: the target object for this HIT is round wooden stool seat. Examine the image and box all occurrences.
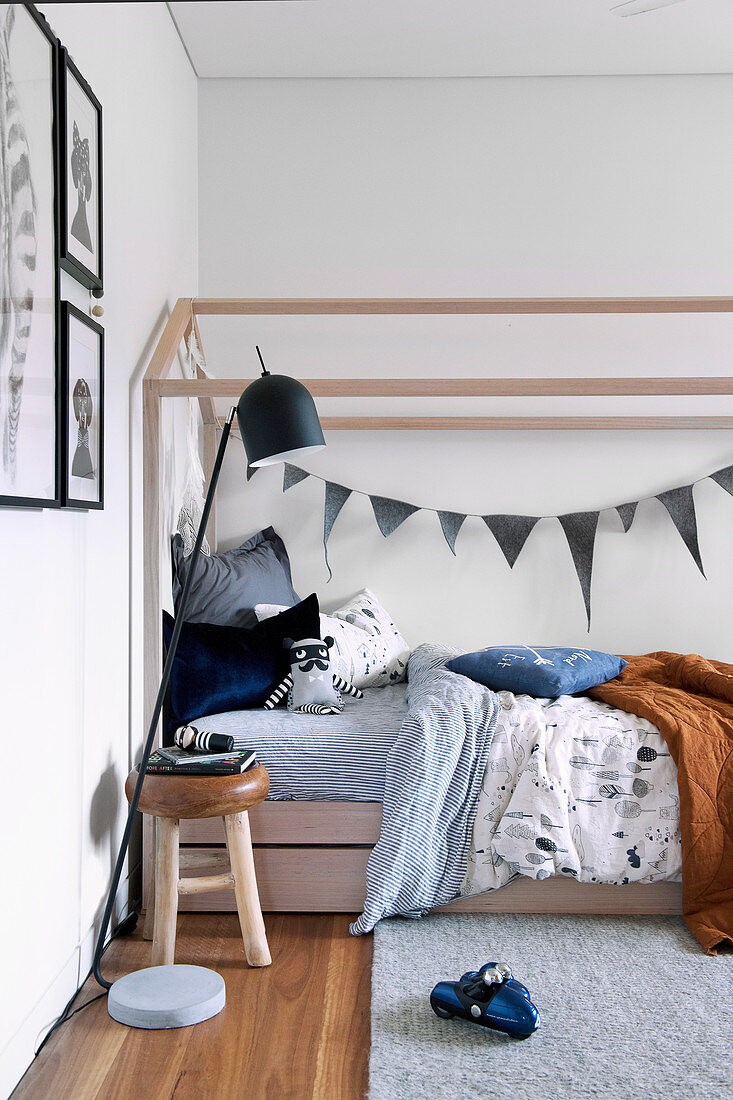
[125,763,269,819]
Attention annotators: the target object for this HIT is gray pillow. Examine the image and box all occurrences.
[172,527,299,628]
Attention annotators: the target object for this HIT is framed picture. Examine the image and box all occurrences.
[0,4,61,509]
[61,301,103,509]
[58,45,102,290]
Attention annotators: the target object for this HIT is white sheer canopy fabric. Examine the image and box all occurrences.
[175,328,210,557]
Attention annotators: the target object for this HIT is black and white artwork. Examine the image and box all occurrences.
[0,4,60,508]
[62,302,103,509]
[58,46,102,290]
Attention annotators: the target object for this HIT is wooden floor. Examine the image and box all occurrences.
[13,913,372,1100]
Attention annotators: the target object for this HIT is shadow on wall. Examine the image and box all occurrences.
[89,752,124,925]
[89,753,119,867]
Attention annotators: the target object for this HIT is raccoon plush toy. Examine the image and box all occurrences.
[264,636,363,714]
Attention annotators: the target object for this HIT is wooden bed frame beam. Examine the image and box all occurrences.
[156,376,733,398]
[221,415,733,432]
[192,296,733,315]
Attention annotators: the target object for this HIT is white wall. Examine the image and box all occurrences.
[197,76,733,659]
[0,6,197,1096]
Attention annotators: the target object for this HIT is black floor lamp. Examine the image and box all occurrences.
[93,349,325,1028]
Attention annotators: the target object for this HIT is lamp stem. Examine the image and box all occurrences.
[255,345,269,376]
[92,406,237,990]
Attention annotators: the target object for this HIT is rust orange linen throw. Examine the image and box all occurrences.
[589,652,733,955]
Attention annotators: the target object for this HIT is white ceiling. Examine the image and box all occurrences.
[169,0,733,79]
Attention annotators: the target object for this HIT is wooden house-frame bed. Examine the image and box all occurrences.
[142,294,733,921]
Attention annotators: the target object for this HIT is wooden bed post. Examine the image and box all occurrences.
[193,318,219,552]
[141,297,194,919]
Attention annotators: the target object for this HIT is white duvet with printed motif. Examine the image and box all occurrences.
[464,692,682,896]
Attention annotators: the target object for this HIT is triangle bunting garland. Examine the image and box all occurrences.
[283,464,310,492]
[482,515,539,568]
[369,495,419,537]
[710,464,733,497]
[323,481,352,580]
[272,458,733,623]
[557,511,600,631]
[656,485,705,576]
[616,501,638,533]
[438,512,467,555]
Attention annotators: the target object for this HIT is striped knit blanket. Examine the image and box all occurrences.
[350,645,500,935]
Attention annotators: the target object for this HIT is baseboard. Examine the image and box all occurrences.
[1,875,136,1099]
[0,937,87,1100]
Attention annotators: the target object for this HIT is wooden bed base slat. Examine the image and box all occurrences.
[441,878,682,915]
[179,801,383,846]
[176,846,683,915]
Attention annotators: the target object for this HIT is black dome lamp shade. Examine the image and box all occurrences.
[237,347,326,467]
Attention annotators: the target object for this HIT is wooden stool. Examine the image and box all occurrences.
[126,764,271,968]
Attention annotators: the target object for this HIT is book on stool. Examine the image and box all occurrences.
[147,746,257,775]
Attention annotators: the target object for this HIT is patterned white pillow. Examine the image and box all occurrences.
[254,589,410,689]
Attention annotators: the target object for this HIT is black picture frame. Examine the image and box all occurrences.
[0,4,62,510]
[61,301,104,510]
[57,45,103,291]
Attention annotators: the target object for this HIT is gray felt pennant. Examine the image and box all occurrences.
[283,464,309,491]
[482,514,539,568]
[323,481,352,580]
[709,464,733,496]
[557,511,600,631]
[616,501,638,533]
[438,511,467,555]
[370,495,419,537]
[656,484,705,576]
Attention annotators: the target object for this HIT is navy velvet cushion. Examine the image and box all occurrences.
[171,526,299,630]
[445,646,627,698]
[163,595,321,727]
[163,613,281,726]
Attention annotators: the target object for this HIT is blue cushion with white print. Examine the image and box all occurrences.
[445,645,627,698]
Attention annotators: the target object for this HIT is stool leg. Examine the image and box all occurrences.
[224,812,271,967]
[143,817,156,941]
[152,816,179,966]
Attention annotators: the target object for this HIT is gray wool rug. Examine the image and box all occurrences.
[369,913,733,1100]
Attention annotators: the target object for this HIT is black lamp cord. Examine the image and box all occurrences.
[90,408,235,993]
[33,908,139,1059]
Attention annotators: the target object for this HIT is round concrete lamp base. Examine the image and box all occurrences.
[107,965,225,1029]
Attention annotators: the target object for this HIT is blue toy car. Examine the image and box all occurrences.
[430,962,540,1039]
